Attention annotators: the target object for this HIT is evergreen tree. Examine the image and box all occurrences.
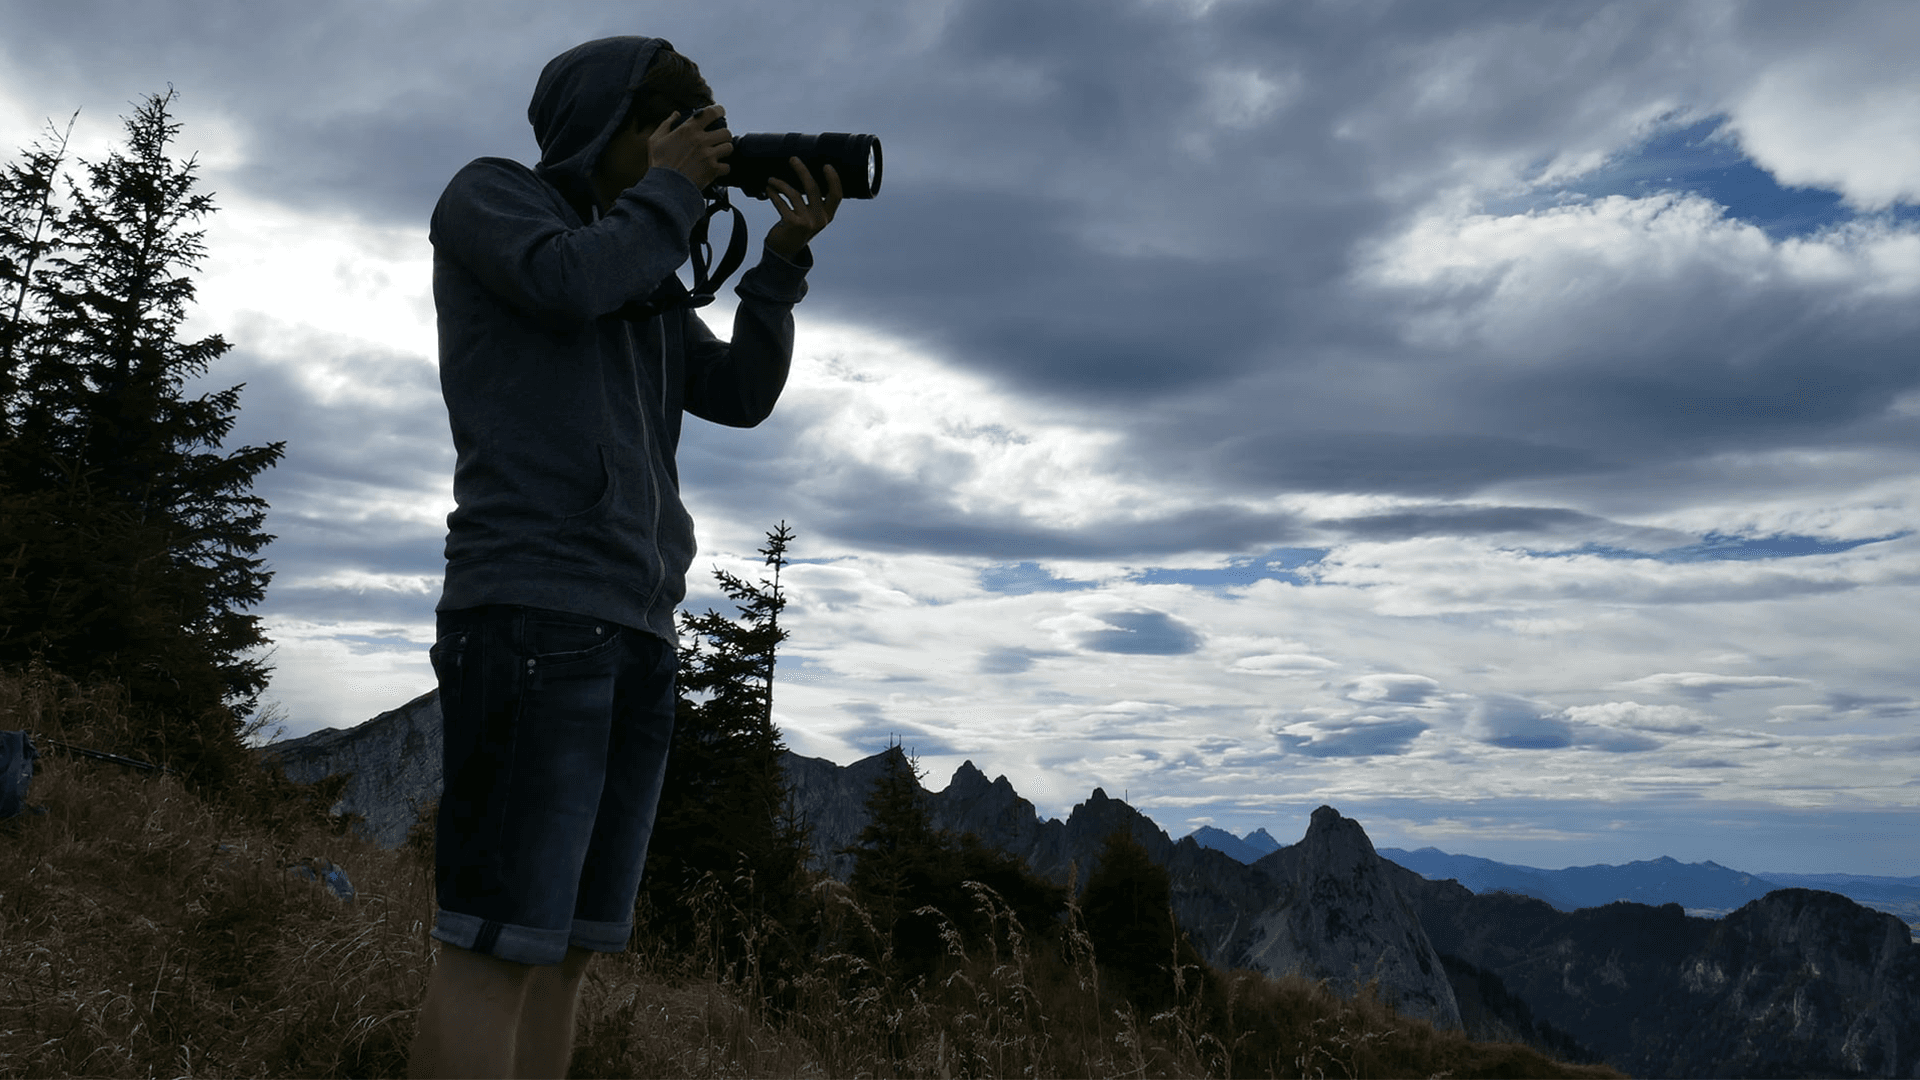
[1080,826,1210,1014]
[845,739,953,972]
[845,744,1069,977]
[0,89,284,800]
[846,740,943,923]
[642,523,813,993]
[0,113,73,418]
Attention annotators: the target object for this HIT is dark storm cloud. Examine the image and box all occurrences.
[1324,505,1613,541]
[678,423,1301,559]
[1076,611,1203,656]
[1210,432,1612,498]
[7,0,1918,563]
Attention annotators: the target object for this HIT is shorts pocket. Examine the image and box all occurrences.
[429,628,471,715]
[429,629,470,681]
[518,610,619,671]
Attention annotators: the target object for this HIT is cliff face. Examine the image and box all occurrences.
[913,767,1464,1029]
[253,689,442,850]
[1231,807,1460,1026]
[780,749,901,879]
[1391,860,1920,1079]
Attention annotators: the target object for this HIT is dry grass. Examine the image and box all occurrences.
[1,664,1624,1078]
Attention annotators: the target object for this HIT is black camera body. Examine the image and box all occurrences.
[675,112,882,199]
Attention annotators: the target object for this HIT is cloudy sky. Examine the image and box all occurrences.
[4,1,1916,877]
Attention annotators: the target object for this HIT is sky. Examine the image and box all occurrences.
[2,0,1916,877]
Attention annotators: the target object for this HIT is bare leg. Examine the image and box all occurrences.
[408,941,534,1079]
[514,944,596,1079]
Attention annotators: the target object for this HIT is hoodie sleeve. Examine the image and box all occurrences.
[431,158,708,325]
[682,241,812,428]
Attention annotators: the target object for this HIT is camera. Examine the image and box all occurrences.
[674,111,882,199]
[726,133,882,200]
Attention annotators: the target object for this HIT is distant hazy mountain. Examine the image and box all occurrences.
[1378,846,1920,928]
[1185,824,1282,864]
[1377,846,1584,909]
[1750,872,1920,927]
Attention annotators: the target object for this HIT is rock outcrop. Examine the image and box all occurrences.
[781,749,904,879]
[913,764,1464,1028]
[254,689,443,850]
[1391,861,1920,1078]
[1230,807,1459,1025]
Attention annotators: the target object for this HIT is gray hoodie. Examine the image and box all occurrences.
[431,36,808,642]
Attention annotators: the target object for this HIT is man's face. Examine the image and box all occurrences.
[596,117,653,196]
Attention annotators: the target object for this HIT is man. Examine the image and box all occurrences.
[409,36,840,1079]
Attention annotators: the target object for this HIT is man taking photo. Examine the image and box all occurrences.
[409,35,840,1079]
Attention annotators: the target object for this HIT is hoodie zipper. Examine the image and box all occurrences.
[638,315,668,614]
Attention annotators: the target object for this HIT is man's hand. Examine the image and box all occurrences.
[765,159,842,259]
[648,105,732,191]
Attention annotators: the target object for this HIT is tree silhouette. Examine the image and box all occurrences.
[642,523,813,996]
[845,739,954,973]
[0,89,284,799]
[1080,826,1210,1014]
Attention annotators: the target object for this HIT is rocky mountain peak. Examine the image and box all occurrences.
[1224,806,1462,1029]
[1301,804,1377,863]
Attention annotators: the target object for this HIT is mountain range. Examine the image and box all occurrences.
[257,689,1920,1077]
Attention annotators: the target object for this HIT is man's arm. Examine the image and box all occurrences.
[684,160,842,427]
[682,243,811,428]
[430,159,707,325]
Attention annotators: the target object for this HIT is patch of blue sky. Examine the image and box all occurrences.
[979,561,1101,595]
[1531,531,1909,563]
[1490,116,1919,240]
[1128,547,1329,590]
[978,547,1330,595]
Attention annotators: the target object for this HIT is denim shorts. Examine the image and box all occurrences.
[428,604,676,966]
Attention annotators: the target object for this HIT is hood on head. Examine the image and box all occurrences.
[529,35,673,215]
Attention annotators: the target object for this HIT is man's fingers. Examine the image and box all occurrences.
[790,157,823,202]
[767,177,807,210]
[823,164,843,210]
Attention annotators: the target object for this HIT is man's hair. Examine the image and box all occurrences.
[622,49,715,134]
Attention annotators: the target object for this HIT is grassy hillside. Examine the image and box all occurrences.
[1,664,1622,1078]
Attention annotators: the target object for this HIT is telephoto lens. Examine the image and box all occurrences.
[725,133,883,200]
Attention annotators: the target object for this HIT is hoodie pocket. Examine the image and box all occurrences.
[560,444,619,521]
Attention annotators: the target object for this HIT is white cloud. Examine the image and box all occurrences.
[1344,673,1442,705]
[1360,193,1920,358]
[185,191,435,363]
[1725,27,1920,211]
[1564,701,1710,735]
[1228,653,1338,675]
[1621,672,1812,699]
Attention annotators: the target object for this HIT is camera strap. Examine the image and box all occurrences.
[685,188,750,308]
[618,188,750,323]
